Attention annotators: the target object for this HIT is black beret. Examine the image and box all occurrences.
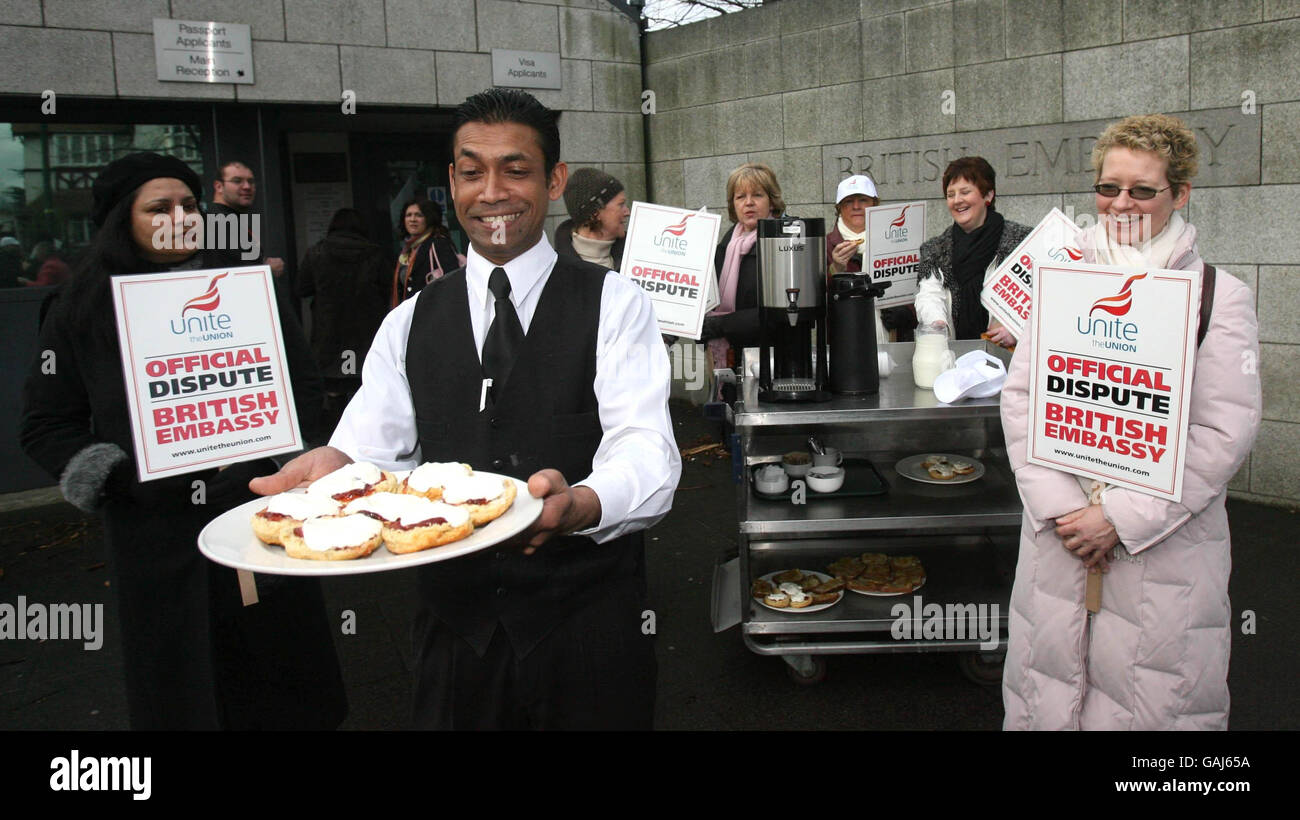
[563,167,624,228]
[91,152,203,228]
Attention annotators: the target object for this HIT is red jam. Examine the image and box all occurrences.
[390,517,448,532]
[333,485,373,504]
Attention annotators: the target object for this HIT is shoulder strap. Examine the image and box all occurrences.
[1198,263,1216,347]
[428,239,443,279]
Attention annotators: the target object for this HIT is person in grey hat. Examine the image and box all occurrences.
[555,167,628,270]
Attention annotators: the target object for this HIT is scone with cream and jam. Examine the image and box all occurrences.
[281,514,384,561]
[344,492,474,554]
[440,474,517,526]
[252,492,341,546]
[306,462,397,504]
[400,461,473,501]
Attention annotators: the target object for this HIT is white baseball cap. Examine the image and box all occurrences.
[836,175,878,204]
[933,350,1007,404]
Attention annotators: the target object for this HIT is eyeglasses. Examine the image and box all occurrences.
[1093,183,1170,200]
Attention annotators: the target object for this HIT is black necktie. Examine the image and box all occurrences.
[482,266,524,398]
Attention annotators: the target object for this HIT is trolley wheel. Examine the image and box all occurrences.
[958,651,1005,687]
[784,655,827,686]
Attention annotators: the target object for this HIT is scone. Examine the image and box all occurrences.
[344,493,475,554]
[306,462,397,503]
[920,454,948,469]
[788,591,813,608]
[927,462,956,480]
[812,577,845,594]
[764,592,790,608]
[383,501,473,554]
[252,492,340,545]
[951,460,976,475]
[828,557,865,579]
[282,514,383,561]
[401,461,473,500]
[440,475,517,526]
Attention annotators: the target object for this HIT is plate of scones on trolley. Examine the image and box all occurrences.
[198,460,543,576]
[828,553,926,596]
[894,453,985,485]
[751,569,845,613]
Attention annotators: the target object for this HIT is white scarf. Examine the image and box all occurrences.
[570,231,615,270]
[836,215,866,246]
[1087,211,1190,271]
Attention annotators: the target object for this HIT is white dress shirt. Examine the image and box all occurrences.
[330,234,681,543]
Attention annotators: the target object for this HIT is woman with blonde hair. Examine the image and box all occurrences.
[699,162,786,368]
[999,114,1261,730]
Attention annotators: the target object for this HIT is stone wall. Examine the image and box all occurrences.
[646,0,1300,508]
[0,0,646,225]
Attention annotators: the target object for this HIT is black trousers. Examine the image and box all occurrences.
[411,582,656,730]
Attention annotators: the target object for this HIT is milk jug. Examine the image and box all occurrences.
[912,327,956,389]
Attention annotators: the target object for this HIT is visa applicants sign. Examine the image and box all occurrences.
[865,201,926,308]
[620,202,722,339]
[980,208,1082,338]
[1026,264,1199,502]
[111,266,304,481]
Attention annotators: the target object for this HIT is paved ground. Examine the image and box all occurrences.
[1,401,1296,730]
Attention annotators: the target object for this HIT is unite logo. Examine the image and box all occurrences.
[1077,271,1146,352]
[169,272,235,339]
[884,205,910,242]
[653,213,692,255]
[1047,245,1084,263]
[1089,271,1146,317]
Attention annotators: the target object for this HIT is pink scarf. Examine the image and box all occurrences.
[706,224,758,387]
[712,224,757,316]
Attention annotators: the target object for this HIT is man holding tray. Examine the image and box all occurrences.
[251,89,680,730]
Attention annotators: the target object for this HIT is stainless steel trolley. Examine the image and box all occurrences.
[711,341,1022,685]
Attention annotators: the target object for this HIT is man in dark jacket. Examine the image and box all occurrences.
[210,160,285,277]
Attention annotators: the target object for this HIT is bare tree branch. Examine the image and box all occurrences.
[642,0,765,30]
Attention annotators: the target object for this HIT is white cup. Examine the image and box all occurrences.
[812,447,842,468]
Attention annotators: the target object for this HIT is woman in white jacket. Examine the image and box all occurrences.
[914,157,1030,344]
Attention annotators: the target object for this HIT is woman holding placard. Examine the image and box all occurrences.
[999,115,1261,730]
[826,174,918,342]
[914,157,1031,343]
[19,153,346,730]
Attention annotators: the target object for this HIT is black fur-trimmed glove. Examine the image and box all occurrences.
[59,442,130,513]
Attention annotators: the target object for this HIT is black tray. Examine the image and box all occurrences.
[751,457,888,501]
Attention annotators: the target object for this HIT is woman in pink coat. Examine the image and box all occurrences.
[1000,114,1261,730]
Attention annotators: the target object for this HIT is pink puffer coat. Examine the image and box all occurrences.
[1000,232,1261,730]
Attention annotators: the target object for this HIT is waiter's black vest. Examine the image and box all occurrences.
[405,255,646,656]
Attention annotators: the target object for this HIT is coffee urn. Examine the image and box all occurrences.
[828,274,890,395]
[756,216,831,403]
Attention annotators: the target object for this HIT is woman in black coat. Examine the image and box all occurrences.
[20,153,347,730]
[700,162,787,359]
[392,198,461,306]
